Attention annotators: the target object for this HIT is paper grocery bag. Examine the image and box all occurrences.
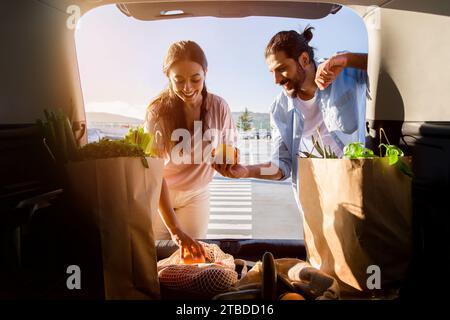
[66,157,164,299]
[298,157,413,296]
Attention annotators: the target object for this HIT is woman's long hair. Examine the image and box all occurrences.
[147,41,209,156]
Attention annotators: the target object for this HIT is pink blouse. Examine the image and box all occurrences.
[147,93,237,191]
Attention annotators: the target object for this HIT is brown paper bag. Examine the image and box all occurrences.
[66,157,164,299]
[298,157,413,296]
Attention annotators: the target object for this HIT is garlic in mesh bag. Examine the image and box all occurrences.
[157,242,239,296]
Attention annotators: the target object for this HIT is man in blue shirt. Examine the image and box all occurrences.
[214,27,368,191]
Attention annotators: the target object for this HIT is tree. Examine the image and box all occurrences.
[237,108,253,132]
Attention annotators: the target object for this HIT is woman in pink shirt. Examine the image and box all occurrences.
[145,41,237,260]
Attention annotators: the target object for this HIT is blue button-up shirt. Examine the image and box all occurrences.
[269,64,368,190]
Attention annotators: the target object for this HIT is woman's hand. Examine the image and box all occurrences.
[315,53,348,90]
[170,227,206,263]
[212,163,250,179]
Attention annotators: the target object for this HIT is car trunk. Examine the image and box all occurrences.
[1,0,449,299]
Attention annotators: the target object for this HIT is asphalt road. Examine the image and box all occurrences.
[207,176,303,240]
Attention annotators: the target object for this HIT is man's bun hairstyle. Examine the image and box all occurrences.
[265,25,315,62]
[302,26,314,44]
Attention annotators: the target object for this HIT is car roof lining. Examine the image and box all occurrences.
[37,0,449,18]
[39,0,385,18]
[115,1,342,21]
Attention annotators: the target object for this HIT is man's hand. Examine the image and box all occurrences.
[212,163,249,179]
[315,52,368,90]
[315,53,347,90]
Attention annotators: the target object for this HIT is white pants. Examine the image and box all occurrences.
[152,185,210,240]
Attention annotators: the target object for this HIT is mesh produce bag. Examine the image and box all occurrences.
[157,242,239,297]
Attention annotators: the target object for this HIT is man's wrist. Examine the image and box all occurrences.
[338,52,367,70]
[334,52,349,68]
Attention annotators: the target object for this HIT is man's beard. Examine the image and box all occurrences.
[280,63,306,98]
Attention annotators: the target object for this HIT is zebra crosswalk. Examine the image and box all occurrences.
[207,178,253,239]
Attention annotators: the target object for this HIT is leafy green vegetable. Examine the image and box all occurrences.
[379,143,403,165]
[299,125,413,178]
[396,159,414,178]
[342,141,413,178]
[55,109,68,163]
[77,127,155,160]
[379,143,413,178]
[343,142,376,159]
[124,127,157,157]
[77,128,156,168]
[37,110,156,168]
[298,151,319,158]
[376,127,413,176]
[299,128,338,159]
[37,108,77,164]
[64,113,78,160]
[313,130,338,159]
[78,139,145,159]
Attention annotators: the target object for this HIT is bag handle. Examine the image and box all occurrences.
[378,127,391,156]
[379,127,391,145]
[380,126,413,150]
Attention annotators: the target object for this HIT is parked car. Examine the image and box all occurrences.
[86,128,104,143]
[257,129,271,139]
[1,0,448,301]
[239,130,254,140]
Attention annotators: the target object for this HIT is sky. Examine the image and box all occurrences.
[75,4,368,120]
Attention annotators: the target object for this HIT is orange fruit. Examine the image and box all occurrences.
[213,144,238,165]
[180,248,206,265]
[279,292,306,300]
[180,256,206,264]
